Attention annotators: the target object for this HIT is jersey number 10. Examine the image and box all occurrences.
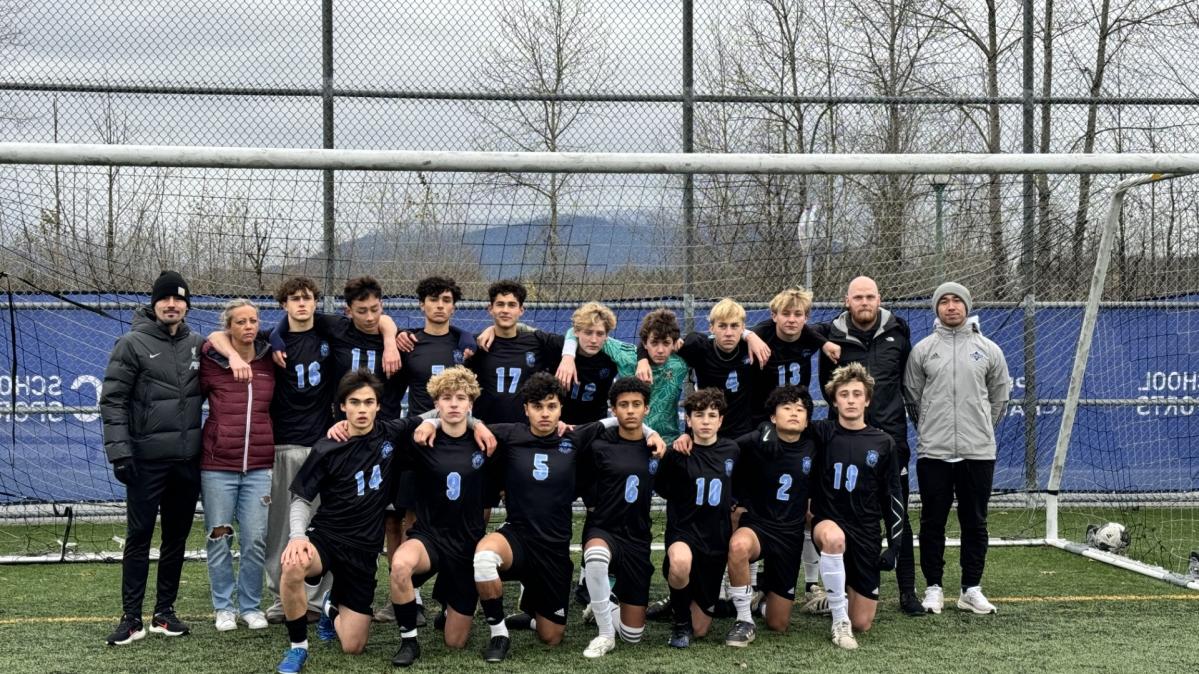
[693,477,724,506]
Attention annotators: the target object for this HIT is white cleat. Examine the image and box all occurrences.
[800,586,831,615]
[583,635,616,658]
[922,585,944,615]
[831,619,858,650]
[957,586,997,614]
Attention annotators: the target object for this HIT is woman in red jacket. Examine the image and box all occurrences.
[200,299,276,632]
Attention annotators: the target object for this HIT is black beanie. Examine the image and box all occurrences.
[151,270,190,306]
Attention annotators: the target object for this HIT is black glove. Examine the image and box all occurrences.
[112,458,138,486]
[878,546,898,572]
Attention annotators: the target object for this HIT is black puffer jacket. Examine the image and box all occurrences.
[101,306,204,463]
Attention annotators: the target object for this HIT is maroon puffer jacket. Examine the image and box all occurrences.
[200,339,276,472]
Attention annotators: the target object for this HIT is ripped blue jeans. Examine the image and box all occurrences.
[200,469,272,614]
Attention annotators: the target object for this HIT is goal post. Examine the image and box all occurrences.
[0,143,1196,587]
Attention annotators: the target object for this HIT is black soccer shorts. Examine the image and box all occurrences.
[737,513,804,602]
[408,529,480,616]
[581,526,653,607]
[306,531,378,616]
[497,524,573,625]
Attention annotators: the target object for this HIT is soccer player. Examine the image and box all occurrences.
[812,276,921,616]
[275,371,431,673]
[640,298,770,439]
[655,388,740,648]
[470,372,663,661]
[576,377,661,659]
[555,302,621,424]
[467,280,561,423]
[209,276,333,623]
[809,362,905,650]
[720,385,817,646]
[904,282,1011,615]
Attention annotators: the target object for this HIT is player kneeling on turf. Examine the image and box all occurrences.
[656,388,740,648]
[810,362,905,650]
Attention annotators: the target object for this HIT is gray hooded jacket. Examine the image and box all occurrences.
[903,316,1011,461]
[101,306,204,463]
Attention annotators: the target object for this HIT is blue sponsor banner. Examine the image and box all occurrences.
[0,296,1195,502]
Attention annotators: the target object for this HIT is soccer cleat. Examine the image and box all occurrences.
[900,591,926,617]
[433,609,447,631]
[149,609,190,637]
[316,592,337,642]
[391,638,421,667]
[749,590,766,613]
[105,615,145,646]
[582,635,616,659]
[724,620,756,648]
[831,619,858,650]
[645,596,671,621]
[922,585,944,614]
[957,587,998,614]
[504,611,536,631]
[483,635,511,663]
[242,611,269,630]
[415,603,427,628]
[800,586,831,615]
[276,646,308,674]
[668,623,692,649]
[373,603,396,623]
[574,580,590,606]
[266,602,287,624]
[215,609,237,632]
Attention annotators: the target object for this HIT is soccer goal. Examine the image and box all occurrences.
[0,143,1196,589]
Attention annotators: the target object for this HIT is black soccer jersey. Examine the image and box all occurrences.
[488,422,580,545]
[576,424,657,545]
[808,419,904,551]
[290,416,422,553]
[655,437,740,556]
[677,332,757,437]
[403,427,492,555]
[270,328,335,446]
[401,326,473,417]
[563,350,618,424]
[749,322,826,425]
[467,330,561,423]
[733,424,817,533]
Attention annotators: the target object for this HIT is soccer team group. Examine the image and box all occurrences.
[98,270,1012,673]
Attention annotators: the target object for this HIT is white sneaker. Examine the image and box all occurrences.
[831,619,858,650]
[800,586,830,615]
[241,611,269,630]
[583,635,616,658]
[214,610,237,632]
[922,585,944,614]
[957,586,997,614]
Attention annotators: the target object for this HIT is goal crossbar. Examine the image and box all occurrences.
[4,143,1199,175]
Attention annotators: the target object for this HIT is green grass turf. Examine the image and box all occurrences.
[1,543,1197,674]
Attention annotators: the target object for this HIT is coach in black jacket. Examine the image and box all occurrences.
[100,271,205,645]
[813,275,923,616]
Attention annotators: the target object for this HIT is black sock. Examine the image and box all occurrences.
[669,585,691,627]
[395,601,418,636]
[481,597,505,626]
[285,616,308,645]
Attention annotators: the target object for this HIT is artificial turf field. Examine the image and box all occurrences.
[1,512,1197,674]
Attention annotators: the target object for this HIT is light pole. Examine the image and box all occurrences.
[929,175,951,283]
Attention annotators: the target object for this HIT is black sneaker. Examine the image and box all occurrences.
[645,597,671,622]
[724,620,756,648]
[900,591,926,617]
[574,580,590,606]
[415,603,427,628]
[483,635,511,663]
[432,610,447,632]
[668,623,692,649]
[149,609,190,636]
[392,638,421,667]
[106,614,145,646]
[504,611,535,630]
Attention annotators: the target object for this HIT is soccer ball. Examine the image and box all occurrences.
[1085,522,1131,553]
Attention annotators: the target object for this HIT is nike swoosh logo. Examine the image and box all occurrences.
[148,353,161,359]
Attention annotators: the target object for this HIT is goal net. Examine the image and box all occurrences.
[0,144,1195,587]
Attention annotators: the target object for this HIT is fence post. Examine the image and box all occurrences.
[321,0,336,313]
[1020,0,1039,496]
[681,0,695,332]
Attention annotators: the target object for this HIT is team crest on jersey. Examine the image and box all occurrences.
[599,368,610,379]
[471,451,485,469]
[802,456,812,475]
[724,458,734,476]
[558,438,574,454]
[742,354,752,365]
[453,349,465,364]
[648,458,659,475]
[971,350,985,362]
[380,441,394,459]
[320,341,330,358]
[865,450,879,467]
[525,352,536,367]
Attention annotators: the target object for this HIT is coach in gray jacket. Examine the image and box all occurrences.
[101,271,205,646]
[903,282,1011,616]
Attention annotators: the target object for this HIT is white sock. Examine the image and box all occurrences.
[748,561,759,589]
[729,584,753,624]
[820,552,848,623]
[489,621,509,638]
[616,617,644,644]
[718,568,730,600]
[415,590,424,607]
[584,547,614,639]
[290,639,309,650]
[803,533,821,586]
